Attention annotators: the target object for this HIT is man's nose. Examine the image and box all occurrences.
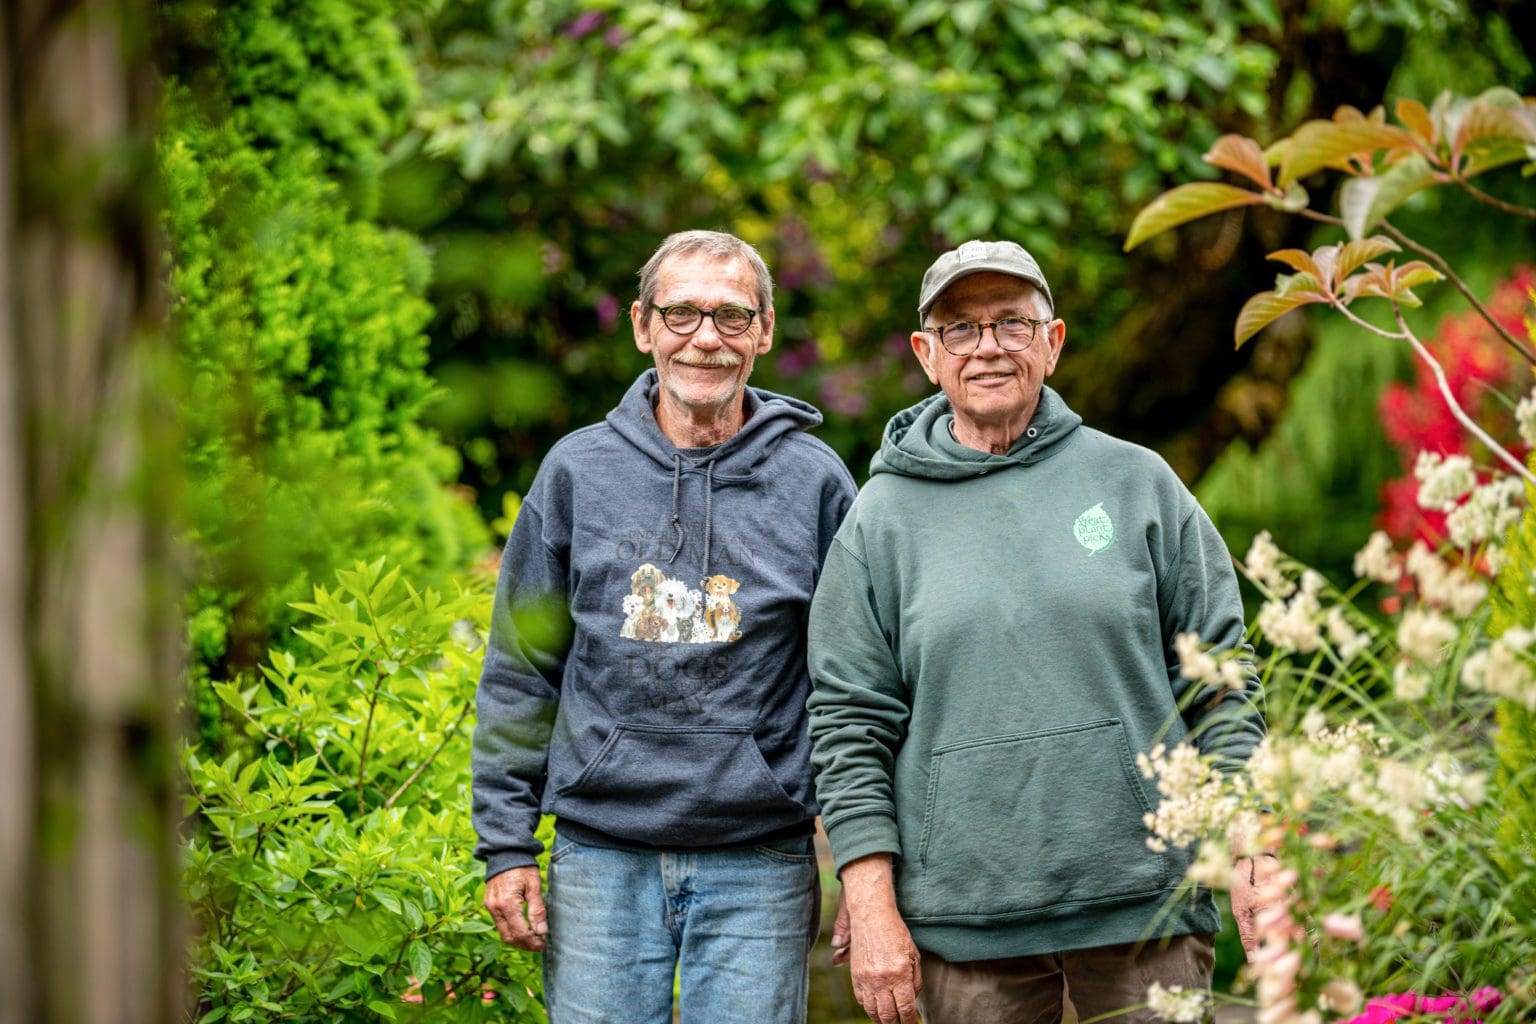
[689,320,724,348]
[973,323,1005,355]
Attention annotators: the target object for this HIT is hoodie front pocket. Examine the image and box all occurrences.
[554,724,805,846]
[906,718,1169,923]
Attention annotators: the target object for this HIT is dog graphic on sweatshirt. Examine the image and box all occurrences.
[626,563,668,642]
[701,575,743,643]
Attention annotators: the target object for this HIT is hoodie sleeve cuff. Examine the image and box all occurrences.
[485,850,539,881]
[825,812,902,874]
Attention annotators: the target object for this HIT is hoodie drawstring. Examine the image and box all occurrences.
[665,454,685,565]
[663,454,717,579]
[701,459,715,580]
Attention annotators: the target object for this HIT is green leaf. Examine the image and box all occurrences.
[1338,155,1437,239]
[1395,262,1445,290]
[366,999,399,1020]
[1262,181,1309,213]
[1278,119,1417,185]
[1335,236,1400,285]
[1234,290,1325,347]
[1123,183,1265,251]
[408,939,432,984]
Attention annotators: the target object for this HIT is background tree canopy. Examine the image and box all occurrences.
[388,0,1533,529]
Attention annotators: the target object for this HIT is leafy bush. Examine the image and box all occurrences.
[184,560,546,1023]
[162,0,488,703]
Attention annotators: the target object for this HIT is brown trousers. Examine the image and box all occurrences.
[917,933,1215,1024]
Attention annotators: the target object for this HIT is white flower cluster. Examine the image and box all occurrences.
[1246,722,1388,812]
[1324,607,1371,661]
[1136,743,1243,852]
[1462,626,1536,710]
[1393,660,1431,701]
[1405,542,1487,616]
[1414,451,1477,512]
[1396,607,1458,665]
[1256,569,1324,653]
[1424,752,1487,808]
[1174,632,1249,691]
[1518,386,1536,448]
[1145,982,1210,1023]
[1245,530,1295,597]
[1445,476,1523,548]
[1353,530,1400,584]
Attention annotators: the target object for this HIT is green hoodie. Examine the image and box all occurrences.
[807,387,1264,961]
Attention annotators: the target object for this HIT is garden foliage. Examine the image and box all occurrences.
[1129,86,1536,1020]
[184,559,547,1023]
[162,0,487,699]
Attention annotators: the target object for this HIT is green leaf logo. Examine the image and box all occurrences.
[1073,502,1115,555]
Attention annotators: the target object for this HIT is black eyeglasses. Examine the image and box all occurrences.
[924,317,1050,356]
[652,303,758,337]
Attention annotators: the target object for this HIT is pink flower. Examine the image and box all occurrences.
[1322,913,1365,942]
[1341,988,1503,1024]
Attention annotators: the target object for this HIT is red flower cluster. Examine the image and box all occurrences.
[1377,268,1534,546]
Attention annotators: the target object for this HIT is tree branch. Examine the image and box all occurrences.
[1378,222,1536,366]
[384,700,473,811]
[1452,174,1536,221]
[1392,308,1536,487]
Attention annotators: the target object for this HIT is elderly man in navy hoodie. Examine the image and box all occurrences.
[808,240,1272,1024]
[471,230,856,1024]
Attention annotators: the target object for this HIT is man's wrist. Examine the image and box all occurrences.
[839,853,901,916]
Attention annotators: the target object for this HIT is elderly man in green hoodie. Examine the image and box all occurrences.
[806,240,1272,1024]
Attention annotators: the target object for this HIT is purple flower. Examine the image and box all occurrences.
[820,369,869,417]
[595,293,620,333]
[603,25,629,48]
[777,341,820,377]
[562,10,606,39]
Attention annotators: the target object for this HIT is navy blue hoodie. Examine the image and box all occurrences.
[472,369,856,879]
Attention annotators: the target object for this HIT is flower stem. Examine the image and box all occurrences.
[1393,308,1536,486]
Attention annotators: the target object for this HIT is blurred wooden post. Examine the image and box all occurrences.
[0,3,183,1023]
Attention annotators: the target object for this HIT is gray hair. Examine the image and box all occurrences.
[637,230,774,328]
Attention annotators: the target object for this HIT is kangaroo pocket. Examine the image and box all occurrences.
[552,724,806,846]
[903,718,1170,923]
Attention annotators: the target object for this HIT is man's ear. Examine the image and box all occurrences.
[632,300,652,355]
[911,331,940,385]
[755,308,774,355]
[1042,318,1066,376]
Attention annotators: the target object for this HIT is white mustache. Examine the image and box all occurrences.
[673,351,743,369]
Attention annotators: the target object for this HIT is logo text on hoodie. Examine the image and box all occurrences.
[1073,503,1115,556]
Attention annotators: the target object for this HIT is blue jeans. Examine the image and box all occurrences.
[542,830,821,1024]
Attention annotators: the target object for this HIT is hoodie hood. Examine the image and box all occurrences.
[606,368,824,483]
[870,384,1082,481]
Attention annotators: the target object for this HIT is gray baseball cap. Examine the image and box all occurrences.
[917,240,1054,320]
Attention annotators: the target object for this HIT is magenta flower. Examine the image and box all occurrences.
[1341,987,1502,1024]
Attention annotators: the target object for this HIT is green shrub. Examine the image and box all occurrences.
[184,560,545,1023]
[162,0,488,706]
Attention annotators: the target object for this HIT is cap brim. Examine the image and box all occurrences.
[919,261,1051,317]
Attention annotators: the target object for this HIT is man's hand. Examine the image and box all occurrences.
[839,855,922,1024]
[831,888,851,966]
[484,865,548,952]
[1230,855,1285,958]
